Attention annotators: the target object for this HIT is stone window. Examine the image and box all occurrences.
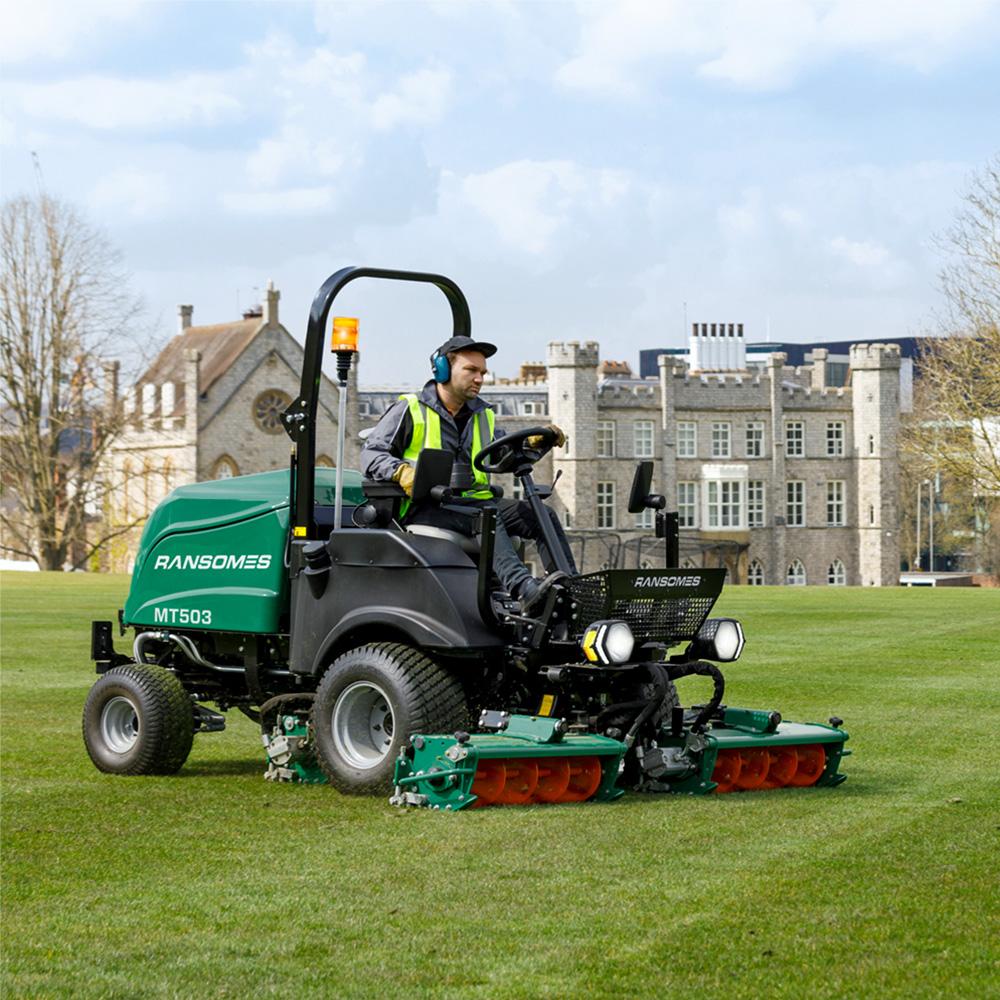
[711,422,731,459]
[745,421,765,458]
[826,481,845,526]
[786,480,805,526]
[633,420,654,458]
[748,559,765,586]
[563,509,573,529]
[634,507,655,530]
[786,559,807,585]
[785,420,805,458]
[522,401,543,416]
[826,421,845,457]
[597,421,616,458]
[253,389,292,434]
[677,482,697,527]
[707,480,742,529]
[677,421,697,458]
[748,480,766,527]
[596,482,615,528]
[828,559,847,585]
[212,455,239,479]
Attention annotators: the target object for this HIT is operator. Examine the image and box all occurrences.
[360,335,578,614]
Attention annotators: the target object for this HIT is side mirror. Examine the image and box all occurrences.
[628,461,665,513]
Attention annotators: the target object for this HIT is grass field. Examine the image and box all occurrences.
[2,572,998,998]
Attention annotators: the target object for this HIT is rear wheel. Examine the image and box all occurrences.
[82,664,194,775]
[311,643,467,795]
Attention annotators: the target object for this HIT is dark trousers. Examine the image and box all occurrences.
[406,501,532,596]
[405,498,577,595]
[496,499,578,575]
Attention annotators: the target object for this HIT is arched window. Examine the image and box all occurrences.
[828,559,846,585]
[747,559,764,586]
[316,454,335,468]
[786,559,806,585]
[212,455,239,480]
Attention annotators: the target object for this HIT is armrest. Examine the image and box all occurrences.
[362,479,406,500]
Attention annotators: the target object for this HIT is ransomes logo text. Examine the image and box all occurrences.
[634,574,702,588]
[153,554,272,571]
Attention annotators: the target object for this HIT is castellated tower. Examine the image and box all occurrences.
[547,341,600,528]
[851,343,901,585]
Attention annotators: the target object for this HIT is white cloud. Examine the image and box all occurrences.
[246,126,358,188]
[372,66,452,131]
[0,0,144,65]
[717,189,764,238]
[829,236,891,268]
[458,160,631,255]
[90,167,170,219]
[557,0,999,93]
[14,74,243,130]
[221,186,335,217]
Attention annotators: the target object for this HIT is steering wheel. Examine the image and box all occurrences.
[473,426,559,475]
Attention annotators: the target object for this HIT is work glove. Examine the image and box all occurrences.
[526,424,566,449]
[392,463,415,496]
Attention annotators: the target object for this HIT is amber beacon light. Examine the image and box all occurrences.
[331,315,359,355]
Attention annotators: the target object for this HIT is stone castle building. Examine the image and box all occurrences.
[104,286,900,585]
[543,338,901,586]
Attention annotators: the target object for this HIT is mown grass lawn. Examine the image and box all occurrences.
[2,571,998,999]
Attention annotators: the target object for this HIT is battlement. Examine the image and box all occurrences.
[547,341,600,367]
[849,342,902,370]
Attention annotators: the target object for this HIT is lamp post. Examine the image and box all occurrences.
[915,480,922,571]
[924,478,935,573]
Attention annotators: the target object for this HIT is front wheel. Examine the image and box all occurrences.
[311,643,467,795]
[82,664,194,775]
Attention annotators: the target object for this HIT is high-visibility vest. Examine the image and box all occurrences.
[398,394,495,514]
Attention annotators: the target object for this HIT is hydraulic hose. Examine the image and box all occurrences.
[591,663,671,747]
[665,660,726,733]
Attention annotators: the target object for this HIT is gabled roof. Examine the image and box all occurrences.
[138,319,263,414]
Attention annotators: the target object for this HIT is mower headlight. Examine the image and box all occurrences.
[691,618,745,662]
[581,620,635,665]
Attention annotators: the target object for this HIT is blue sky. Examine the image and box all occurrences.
[2,0,999,384]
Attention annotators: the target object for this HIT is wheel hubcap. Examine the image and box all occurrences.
[101,696,140,754]
[331,681,395,770]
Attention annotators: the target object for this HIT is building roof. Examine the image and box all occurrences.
[138,319,263,414]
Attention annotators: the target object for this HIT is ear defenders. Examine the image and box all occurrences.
[430,349,450,383]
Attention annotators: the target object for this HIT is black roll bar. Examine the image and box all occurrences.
[282,266,472,542]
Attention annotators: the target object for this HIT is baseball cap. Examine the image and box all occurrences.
[435,335,497,359]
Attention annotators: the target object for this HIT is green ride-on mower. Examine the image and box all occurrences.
[83,267,849,810]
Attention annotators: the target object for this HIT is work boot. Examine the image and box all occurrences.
[519,570,569,617]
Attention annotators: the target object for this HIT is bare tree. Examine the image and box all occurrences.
[1,194,145,570]
[907,156,1000,499]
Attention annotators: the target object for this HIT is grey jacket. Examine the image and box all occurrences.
[360,380,505,485]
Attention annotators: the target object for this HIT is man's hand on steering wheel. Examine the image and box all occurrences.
[473,425,566,475]
[526,423,566,449]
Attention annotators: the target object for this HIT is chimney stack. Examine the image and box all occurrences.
[265,279,280,327]
[178,305,193,333]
